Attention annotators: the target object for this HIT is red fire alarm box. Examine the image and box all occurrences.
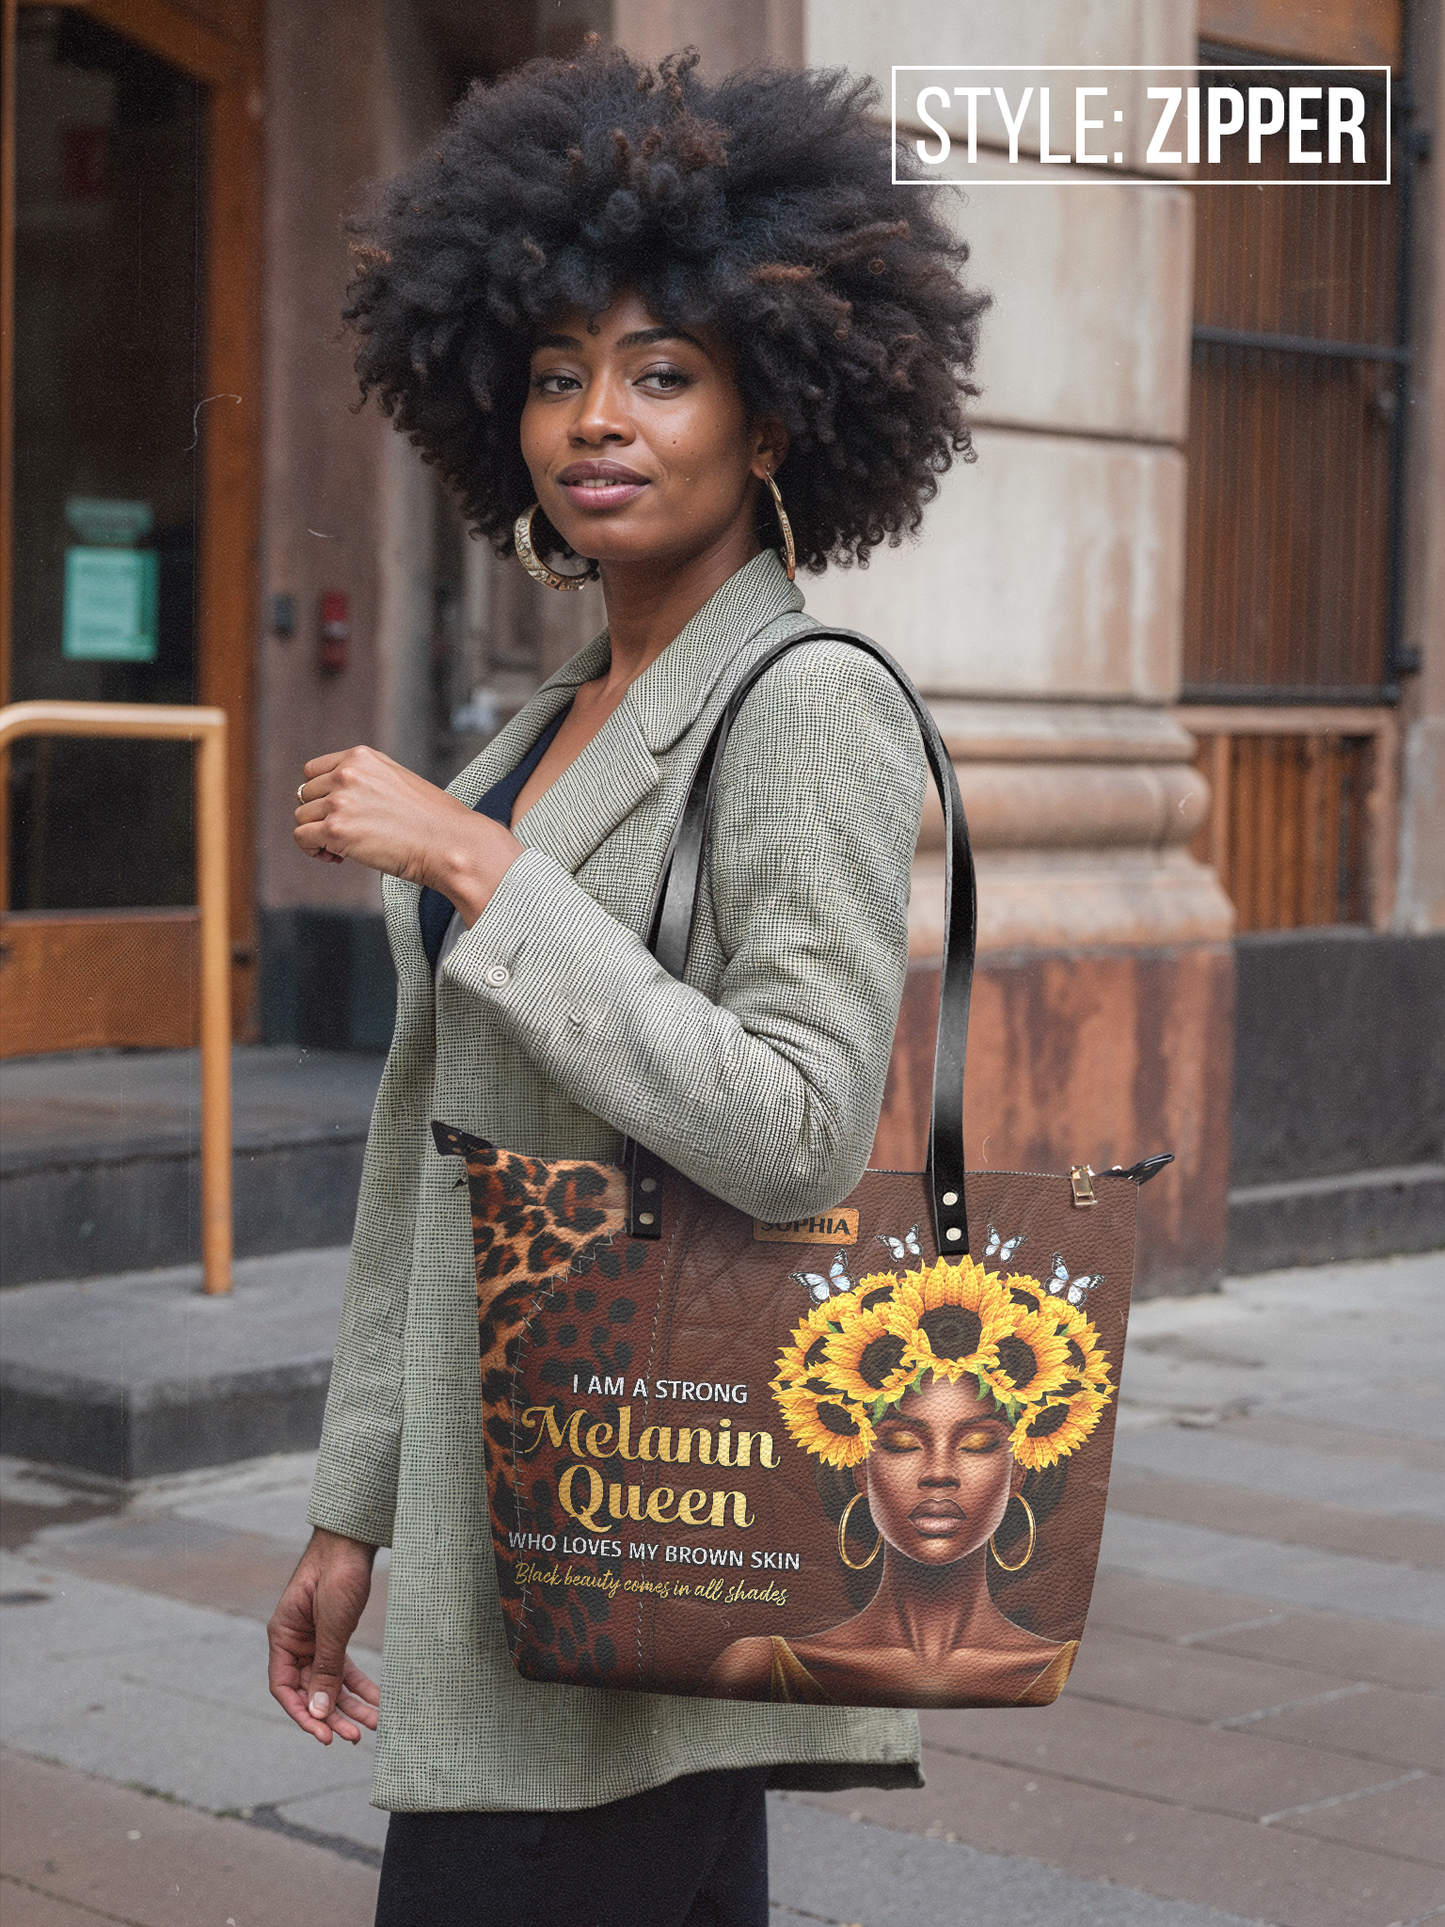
[319,590,349,674]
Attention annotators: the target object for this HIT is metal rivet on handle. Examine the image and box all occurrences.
[945,1226,962,1241]
[942,1191,958,1207]
[638,1212,655,1226]
[640,1178,657,1193]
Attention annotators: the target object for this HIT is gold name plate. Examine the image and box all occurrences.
[752,1209,859,1246]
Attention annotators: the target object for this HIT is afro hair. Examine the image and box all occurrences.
[343,40,989,572]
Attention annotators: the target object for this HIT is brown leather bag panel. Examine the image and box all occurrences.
[446,1128,1139,1710]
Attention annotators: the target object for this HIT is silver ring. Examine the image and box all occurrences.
[297,783,308,803]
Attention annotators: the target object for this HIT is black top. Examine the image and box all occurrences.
[418,700,574,971]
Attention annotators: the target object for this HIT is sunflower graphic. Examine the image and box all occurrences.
[978,1300,1074,1410]
[1046,1301,1114,1398]
[772,1243,1115,1477]
[1000,1277,1048,1318]
[852,1273,905,1318]
[771,1303,840,1398]
[824,1305,915,1404]
[774,1381,875,1468]
[1011,1382,1109,1470]
[886,1257,1010,1385]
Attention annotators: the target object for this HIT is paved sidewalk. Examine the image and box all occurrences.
[1,1250,1440,1926]
[0,1047,384,1286]
[0,1246,354,1477]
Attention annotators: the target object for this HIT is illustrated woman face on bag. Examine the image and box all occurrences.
[862,1377,1022,1568]
[705,1255,1112,1708]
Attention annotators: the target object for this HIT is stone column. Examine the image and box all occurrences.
[792,4,1232,1294]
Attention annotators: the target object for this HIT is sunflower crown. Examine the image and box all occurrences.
[771,1255,1114,1471]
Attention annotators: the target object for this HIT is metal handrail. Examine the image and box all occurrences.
[0,701,232,1294]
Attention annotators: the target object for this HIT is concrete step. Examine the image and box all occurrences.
[0,1246,350,1480]
[1228,1160,1445,1273]
[0,1047,384,1287]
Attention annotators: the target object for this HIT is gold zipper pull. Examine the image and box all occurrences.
[1069,1164,1097,1207]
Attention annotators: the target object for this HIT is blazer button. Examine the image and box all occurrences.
[484,965,511,988]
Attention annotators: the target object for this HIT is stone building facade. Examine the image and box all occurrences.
[250,0,1441,1290]
[4,0,1439,1293]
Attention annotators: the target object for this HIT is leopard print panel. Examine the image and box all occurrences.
[431,1121,634,1667]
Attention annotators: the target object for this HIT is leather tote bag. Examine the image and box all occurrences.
[435,631,1169,1710]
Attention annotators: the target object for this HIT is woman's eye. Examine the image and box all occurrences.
[532,371,580,395]
[638,365,689,392]
[958,1429,1002,1454]
[877,1431,923,1453]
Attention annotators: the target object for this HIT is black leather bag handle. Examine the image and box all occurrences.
[625,628,977,1258]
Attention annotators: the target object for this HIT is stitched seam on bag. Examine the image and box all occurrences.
[645,1193,700,1686]
[505,1302,545,1661]
[632,1202,686,1687]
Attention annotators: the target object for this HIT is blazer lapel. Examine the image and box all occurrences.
[449,638,609,811]
[511,700,659,873]
[389,551,804,937]
[628,550,804,757]
[499,552,803,876]
[382,652,601,1003]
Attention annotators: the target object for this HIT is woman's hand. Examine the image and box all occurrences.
[267,1527,382,1745]
[294,745,520,921]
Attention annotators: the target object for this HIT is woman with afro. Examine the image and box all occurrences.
[268,39,986,1927]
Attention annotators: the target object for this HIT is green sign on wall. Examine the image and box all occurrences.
[63,546,159,662]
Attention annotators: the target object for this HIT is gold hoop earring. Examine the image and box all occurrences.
[514,504,593,592]
[763,470,796,582]
[838,1491,882,1570]
[989,1493,1036,1572]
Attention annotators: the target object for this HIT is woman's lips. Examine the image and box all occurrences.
[555,461,649,511]
[909,1499,966,1527]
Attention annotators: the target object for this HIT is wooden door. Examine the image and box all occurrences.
[0,0,260,1053]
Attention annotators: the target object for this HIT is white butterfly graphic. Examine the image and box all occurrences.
[985,1223,1025,1264]
[791,1250,855,1304]
[877,1225,921,1262]
[1049,1253,1103,1307]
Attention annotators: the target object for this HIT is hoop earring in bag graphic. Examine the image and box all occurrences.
[989,1493,1037,1573]
[838,1492,882,1570]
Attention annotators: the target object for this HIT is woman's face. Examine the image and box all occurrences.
[860,1377,1022,1568]
[519,290,782,574]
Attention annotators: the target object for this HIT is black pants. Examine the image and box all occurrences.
[374,1767,770,1927]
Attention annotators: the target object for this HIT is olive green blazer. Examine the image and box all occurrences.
[309,552,928,1812]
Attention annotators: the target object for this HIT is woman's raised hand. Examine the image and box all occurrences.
[267,1527,382,1746]
[294,745,520,918]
